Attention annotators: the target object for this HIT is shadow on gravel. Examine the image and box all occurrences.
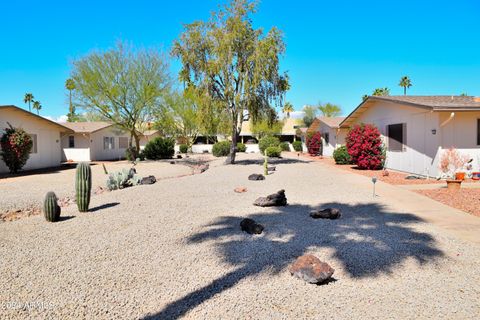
[89,202,120,212]
[233,157,311,166]
[57,216,75,222]
[143,202,444,319]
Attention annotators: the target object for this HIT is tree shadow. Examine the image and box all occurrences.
[143,202,444,319]
[88,202,120,212]
[233,157,311,166]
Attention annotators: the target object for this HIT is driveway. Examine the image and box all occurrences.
[0,153,478,319]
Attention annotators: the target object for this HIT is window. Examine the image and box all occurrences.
[119,137,129,149]
[323,132,330,144]
[477,119,480,145]
[103,137,115,150]
[30,134,37,154]
[68,135,75,148]
[387,123,406,152]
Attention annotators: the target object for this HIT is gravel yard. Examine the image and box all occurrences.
[0,158,196,215]
[308,155,445,185]
[415,188,480,218]
[0,153,479,319]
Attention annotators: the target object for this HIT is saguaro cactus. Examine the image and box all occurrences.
[43,191,61,222]
[76,162,92,212]
[264,154,268,176]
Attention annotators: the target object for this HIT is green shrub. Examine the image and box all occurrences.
[259,136,280,155]
[265,146,282,157]
[143,137,175,160]
[279,141,290,151]
[212,141,231,157]
[125,146,139,161]
[292,140,303,152]
[236,143,246,152]
[333,145,352,164]
[179,144,188,153]
[0,124,33,173]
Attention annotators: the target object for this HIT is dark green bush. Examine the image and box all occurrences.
[125,146,139,161]
[143,137,175,160]
[279,141,290,151]
[179,144,188,153]
[259,136,280,155]
[212,141,231,157]
[292,140,303,152]
[236,143,246,152]
[333,145,352,164]
[265,146,282,157]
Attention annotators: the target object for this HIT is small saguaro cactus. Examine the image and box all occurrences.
[264,154,268,176]
[43,191,61,222]
[76,162,92,212]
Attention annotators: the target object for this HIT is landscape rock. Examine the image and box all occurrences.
[289,254,335,284]
[193,164,209,174]
[253,189,287,207]
[140,175,157,185]
[234,187,247,193]
[170,161,176,164]
[310,208,341,219]
[267,166,276,172]
[177,155,183,159]
[240,218,264,234]
[248,174,265,181]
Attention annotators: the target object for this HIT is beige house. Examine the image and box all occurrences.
[340,96,480,177]
[0,105,73,173]
[61,122,159,162]
[307,117,346,156]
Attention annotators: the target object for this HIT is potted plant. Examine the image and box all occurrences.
[439,148,469,190]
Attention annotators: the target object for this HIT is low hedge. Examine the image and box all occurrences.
[333,145,352,164]
[259,136,280,155]
[212,141,231,157]
[236,143,246,152]
[265,146,282,157]
[279,141,290,151]
[292,140,303,152]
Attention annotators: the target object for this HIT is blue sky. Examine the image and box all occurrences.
[1,0,479,119]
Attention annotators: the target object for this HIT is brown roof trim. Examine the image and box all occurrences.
[0,105,73,133]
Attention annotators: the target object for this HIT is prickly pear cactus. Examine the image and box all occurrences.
[43,191,61,222]
[76,162,92,212]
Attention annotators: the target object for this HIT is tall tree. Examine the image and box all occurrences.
[71,42,171,151]
[282,102,294,118]
[318,102,342,117]
[398,76,412,95]
[32,100,42,115]
[65,78,77,122]
[302,105,317,127]
[24,93,34,112]
[172,0,289,164]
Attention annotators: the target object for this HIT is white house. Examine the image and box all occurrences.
[340,95,480,177]
[307,117,346,156]
[60,122,159,162]
[0,105,73,173]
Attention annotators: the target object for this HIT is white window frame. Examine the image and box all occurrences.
[30,134,38,154]
[103,137,115,150]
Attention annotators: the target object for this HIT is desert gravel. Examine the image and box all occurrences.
[0,159,193,213]
[0,153,479,319]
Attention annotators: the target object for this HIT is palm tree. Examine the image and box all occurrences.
[32,100,42,115]
[65,78,76,121]
[399,76,412,95]
[318,102,342,117]
[282,102,294,118]
[372,87,390,96]
[24,93,34,112]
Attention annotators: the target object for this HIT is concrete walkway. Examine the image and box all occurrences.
[399,181,480,190]
[305,156,480,244]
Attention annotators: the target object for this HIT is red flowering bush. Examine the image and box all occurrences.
[346,123,384,170]
[306,132,322,156]
[0,124,33,173]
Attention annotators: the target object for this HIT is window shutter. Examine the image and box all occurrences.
[402,123,407,152]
